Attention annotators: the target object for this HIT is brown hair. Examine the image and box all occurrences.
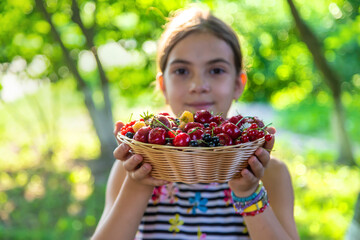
[157,7,243,74]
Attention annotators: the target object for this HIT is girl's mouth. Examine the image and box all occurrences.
[185,102,215,110]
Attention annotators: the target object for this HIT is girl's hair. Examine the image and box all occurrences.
[157,7,243,74]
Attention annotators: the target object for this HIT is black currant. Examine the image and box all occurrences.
[190,140,199,147]
[203,123,210,128]
[125,132,134,139]
[202,133,212,142]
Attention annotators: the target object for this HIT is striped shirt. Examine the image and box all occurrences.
[136,182,250,240]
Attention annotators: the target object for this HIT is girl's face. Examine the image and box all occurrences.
[158,32,246,117]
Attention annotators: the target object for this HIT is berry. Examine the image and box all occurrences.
[265,134,273,141]
[134,126,151,143]
[228,115,243,125]
[132,121,146,132]
[249,123,258,129]
[125,132,134,139]
[209,122,218,129]
[148,128,167,145]
[194,110,214,124]
[166,130,176,138]
[216,133,233,146]
[188,127,204,141]
[221,122,241,140]
[240,135,249,143]
[213,115,225,125]
[151,115,171,130]
[173,133,191,147]
[190,140,199,147]
[184,122,204,132]
[257,131,265,139]
[213,127,222,135]
[211,136,220,144]
[202,133,212,142]
[253,117,265,128]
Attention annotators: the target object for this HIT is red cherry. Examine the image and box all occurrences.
[253,117,265,128]
[134,126,151,143]
[257,131,265,139]
[148,127,167,145]
[228,115,243,125]
[209,122,217,129]
[221,122,241,140]
[184,122,204,132]
[240,135,249,143]
[158,112,170,116]
[213,115,225,125]
[249,123,258,129]
[166,130,176,138]
[234,139,242,145]
[173,133,191,147]
[194,110,214,124]
[265,134,273,141]
[153,115,171,130]
[216,133,233,146]
[213,126,223,135]
[187,127,204,141]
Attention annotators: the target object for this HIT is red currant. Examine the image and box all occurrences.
[265,134,273,141]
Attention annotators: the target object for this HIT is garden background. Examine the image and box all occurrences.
[0,0,359,239]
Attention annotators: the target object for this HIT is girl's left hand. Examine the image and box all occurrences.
[228,127,276,197]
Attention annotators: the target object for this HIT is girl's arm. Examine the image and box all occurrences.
[92,172,154,240]
[229,127,299,240]
[245,158,299,240]
[92,122,168,240]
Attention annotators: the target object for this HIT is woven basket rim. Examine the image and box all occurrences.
[117,132,264,150]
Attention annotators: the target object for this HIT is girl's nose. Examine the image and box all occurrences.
[189,73,210,93]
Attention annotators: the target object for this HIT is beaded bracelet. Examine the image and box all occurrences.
[232,185,269,216]
[241,202,269,217]
[231,181,263,203]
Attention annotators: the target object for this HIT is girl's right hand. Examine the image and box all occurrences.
[113,121,169,187]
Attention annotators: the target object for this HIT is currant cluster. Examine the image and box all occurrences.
[120,110,273,147]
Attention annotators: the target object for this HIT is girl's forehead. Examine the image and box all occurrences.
[167,32,235,65]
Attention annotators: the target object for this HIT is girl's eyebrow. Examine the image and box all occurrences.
[169,59,191,65]
[169,58,231,66]
[207,58,231,66]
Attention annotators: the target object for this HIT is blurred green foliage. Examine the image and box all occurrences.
[0,0,359,239]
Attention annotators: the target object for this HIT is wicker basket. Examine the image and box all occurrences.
[117,133,265,184]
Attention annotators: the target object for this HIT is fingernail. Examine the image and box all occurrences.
[142,164,149,170]
[134,155,142,162]
[122,144,129,151]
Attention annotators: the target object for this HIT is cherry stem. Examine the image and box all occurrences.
[128,113,133,122]
[235,116,253,126]
[154,118,177,135]
[261,122,273,131]
[188,127,200,134]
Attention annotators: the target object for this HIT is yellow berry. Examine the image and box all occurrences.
[132,121,146,132]
[179,111,194,123]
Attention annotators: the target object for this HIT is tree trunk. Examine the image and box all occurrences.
[35,0,117,182]
[286,0,355,166]
[346,192,360,240]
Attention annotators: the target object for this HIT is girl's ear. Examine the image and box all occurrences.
[234,71,247,100]
[156,72,169,103]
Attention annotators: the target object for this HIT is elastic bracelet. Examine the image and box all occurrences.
[232,187,269,216]
[231,181,263,203]
[241,202,269,217]
[233,187,265,214]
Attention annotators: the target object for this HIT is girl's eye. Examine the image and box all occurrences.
[210,68,225,74]
[174,68,188,75]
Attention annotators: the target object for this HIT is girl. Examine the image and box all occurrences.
[92,7,299,240]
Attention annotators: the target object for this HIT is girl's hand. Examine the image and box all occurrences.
[113,121,169,187]
[228,126,276,197]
